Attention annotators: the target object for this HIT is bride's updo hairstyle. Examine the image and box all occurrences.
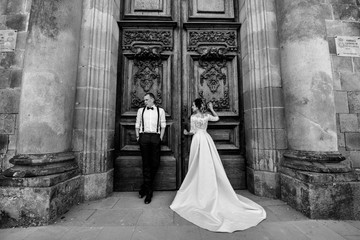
[194,98,206,113]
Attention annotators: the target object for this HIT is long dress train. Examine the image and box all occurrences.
[170,114,266,232]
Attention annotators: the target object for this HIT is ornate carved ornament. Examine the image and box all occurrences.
[188,30,237,52]
[199,90,230,110]
[123,30,173,51]
[198,47,230,110]
[131,47,163,108]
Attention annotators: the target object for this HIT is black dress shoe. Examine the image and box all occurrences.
[138,189,146,198]
[144,195,152,204]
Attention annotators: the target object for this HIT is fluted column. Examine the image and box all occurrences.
[4,0,83,177]
[241,0,285,197]
[276,0,349,171]
[73,0,119,200]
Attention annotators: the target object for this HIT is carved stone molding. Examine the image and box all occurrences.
[4,152,78,177]
[197,47,230,110]
[122,30,173,50]
[131,47,163,108]
[188,30,237,52]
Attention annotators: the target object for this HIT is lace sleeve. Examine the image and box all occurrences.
[189,115,196,134]
[207,113,219,122]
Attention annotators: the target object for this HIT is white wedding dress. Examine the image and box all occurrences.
[170,113,266,232]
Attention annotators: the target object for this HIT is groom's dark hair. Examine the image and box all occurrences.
[145,92,156,100]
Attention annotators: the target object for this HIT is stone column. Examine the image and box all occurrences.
[72,0,119,200]
[277,0,359,220]
[241,0,286,198]
[277,0,348,170]
[4,0,82,177]
[1,0,84,227]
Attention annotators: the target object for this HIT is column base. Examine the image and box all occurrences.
[3,152,78,177]
[283,150,351,173]
[83,169,114,201]
[246,167,280,198]
[280,167,360,220]
[0,170,83,228]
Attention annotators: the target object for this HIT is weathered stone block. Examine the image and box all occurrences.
[339,114,359,132]
[280,167,360,220]
[337,131,346,147]
[5,14,27,31]
[334,91,349,113]
[6,0,27,14]
[113,1,121,22]
[328,37,336,54]
[339,146,351,159]
[83,169,113,201]
[242,55,250,77]
[345,132,360,150]
[340,72,360,90]
[332,0,357,4]
[348,91,360,113]
[242,71,250,93]
[326,20,360,36]
[0,134,8,154]
[333,71,342,90]
[8,134,16,150]
[0,150,15,172]
[349,151,360,168]
[331,55,353,72]
[72,129,84,152]
[0,70,11,89]
[0,89,20,113]
[0,15,6,30]
[14,32,27,50]
[247,167,280,198]
[0,173,83,228]
[354,57,360,73]
[332,4,360,21]
[243,92,250,111]
[0,114,16,134]
[239,3,246,23]
[0,1,7,15]
[9,69,22,88]
[0,52,15,69]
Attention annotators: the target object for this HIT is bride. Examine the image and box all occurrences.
[170,98,266,232]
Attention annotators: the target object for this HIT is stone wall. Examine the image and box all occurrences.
[0,0,31,172]
[326,0,360,168]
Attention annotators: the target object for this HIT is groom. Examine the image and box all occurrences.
[135,93,166,204]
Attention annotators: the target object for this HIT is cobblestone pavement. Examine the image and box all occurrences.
[1,190,360,240]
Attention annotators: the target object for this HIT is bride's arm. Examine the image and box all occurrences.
[184,116,195,135]
[207,102,219,122]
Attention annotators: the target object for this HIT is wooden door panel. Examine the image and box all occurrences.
[115,25,179,191]
[114,156,176,191]
[182,25,245,189]
[190,54,239,115]
[123,0,172,20]
[188,0,235,20]
[207,123,240,150]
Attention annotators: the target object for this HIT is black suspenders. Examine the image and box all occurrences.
[141,106,160,133]
[156,106,160,133]
[141,107,146,132]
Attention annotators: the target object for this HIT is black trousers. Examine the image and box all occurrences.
[139,133,161,195]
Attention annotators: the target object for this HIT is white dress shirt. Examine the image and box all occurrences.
[135,106,166,133]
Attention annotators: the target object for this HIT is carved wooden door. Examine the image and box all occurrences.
[115,0,245,191]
